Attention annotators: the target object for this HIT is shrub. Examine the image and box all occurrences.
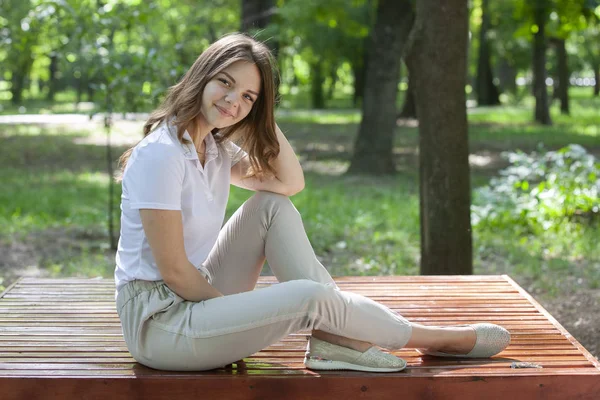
[472,144,600,233]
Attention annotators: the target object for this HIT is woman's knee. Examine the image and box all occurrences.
[285,279,337,305]
[251,191,296,213]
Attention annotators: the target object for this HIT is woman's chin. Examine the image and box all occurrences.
[214,119,237,129]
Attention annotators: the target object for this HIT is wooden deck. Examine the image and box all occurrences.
[0,275,599,399]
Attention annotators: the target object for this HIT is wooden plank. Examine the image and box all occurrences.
[17,275,510,283]
[502,275,600,370]
[1,364,599,377]
[0,276,598,400]
[0,278,21,300]
[1,375,599,400]
[2,361,599,373]
[0,358,593,368]
[0,353,591,365]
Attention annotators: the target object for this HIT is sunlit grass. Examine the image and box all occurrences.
[0,124,92,138]
[468,105,533,124]
[277,109,361,124]
[0,96,98,115]
[468,87,600,130]
[0,169,119,237]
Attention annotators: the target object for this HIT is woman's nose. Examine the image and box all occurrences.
[225,92,239,106]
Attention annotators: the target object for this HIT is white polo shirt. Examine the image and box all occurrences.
[114,120,246,293]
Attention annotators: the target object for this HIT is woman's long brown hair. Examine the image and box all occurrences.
[117,32,280,180]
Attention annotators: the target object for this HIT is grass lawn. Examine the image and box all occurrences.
[0,88,598,299]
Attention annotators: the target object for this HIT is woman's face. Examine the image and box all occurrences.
[200,61,261,129]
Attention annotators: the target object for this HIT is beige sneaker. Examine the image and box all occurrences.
[417,323,511,358]
[304,336,406,372]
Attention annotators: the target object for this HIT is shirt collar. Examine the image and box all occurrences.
[167,119,219,163]
[203,131,219,163]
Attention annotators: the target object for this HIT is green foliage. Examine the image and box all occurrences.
[472,144,600,233]
[0,0,242,107]
[83,0,240,114]
[2,0,600,111]
[468,0,600,100]
[0,0,378,109]
[270,0,373,108]
[578,14,600,69]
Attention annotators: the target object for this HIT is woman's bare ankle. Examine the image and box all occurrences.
[431,327,477,354]
[406,324,477,353]
[311,330,372,352]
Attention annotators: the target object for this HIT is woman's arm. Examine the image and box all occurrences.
[139,208,223,301]
[231,123,305,196]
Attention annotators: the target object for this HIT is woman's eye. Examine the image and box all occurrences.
[218,78,230,86]
[244,94,254,102]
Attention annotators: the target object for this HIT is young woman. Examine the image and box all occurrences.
[115,33,510,373]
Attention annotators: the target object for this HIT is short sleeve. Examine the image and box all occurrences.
[228,140,248,167]
[123,143,185,210]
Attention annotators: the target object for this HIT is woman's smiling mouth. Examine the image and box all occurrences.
[215,104,234,118]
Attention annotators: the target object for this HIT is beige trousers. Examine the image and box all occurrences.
[116,191,412,371]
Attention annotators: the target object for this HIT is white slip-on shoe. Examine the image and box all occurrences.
[304,336,406,372]
[417,323,511,358]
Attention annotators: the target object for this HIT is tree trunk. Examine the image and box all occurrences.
[10,54,33,105]
[76,67,83,104]
[399,71,417,118]
[347,0,414,175]
[10,71,25,105]
[241,0,274,29]
[533,4,552,125]
[405,0,473,275]
[497,58,517,93]
[310,60,325,109]
[551,38,570,114]
[551,70,559,100]
[475,0,500,106]
[76,41,85,104]
[241,0,278,57]
[351,45,368,107]
[104,92,117,251]
[241,0,280,103]
[593,63,599,97]
[326,64,338,101]
[46,53,58,102]
[87,80,95,102]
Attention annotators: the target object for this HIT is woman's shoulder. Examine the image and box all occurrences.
[124,127,187,176]
[216,135,245,158]
[134,125,185,160]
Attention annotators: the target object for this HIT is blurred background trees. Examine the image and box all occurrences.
[3,0,598,173]
[1,0,598,114]
[0,0,598,276]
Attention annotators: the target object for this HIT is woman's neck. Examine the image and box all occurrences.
[187,116,213,152]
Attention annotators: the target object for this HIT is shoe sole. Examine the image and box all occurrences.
[417,349,476,358]
[304,358,406,372]
[417,348,503,359]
